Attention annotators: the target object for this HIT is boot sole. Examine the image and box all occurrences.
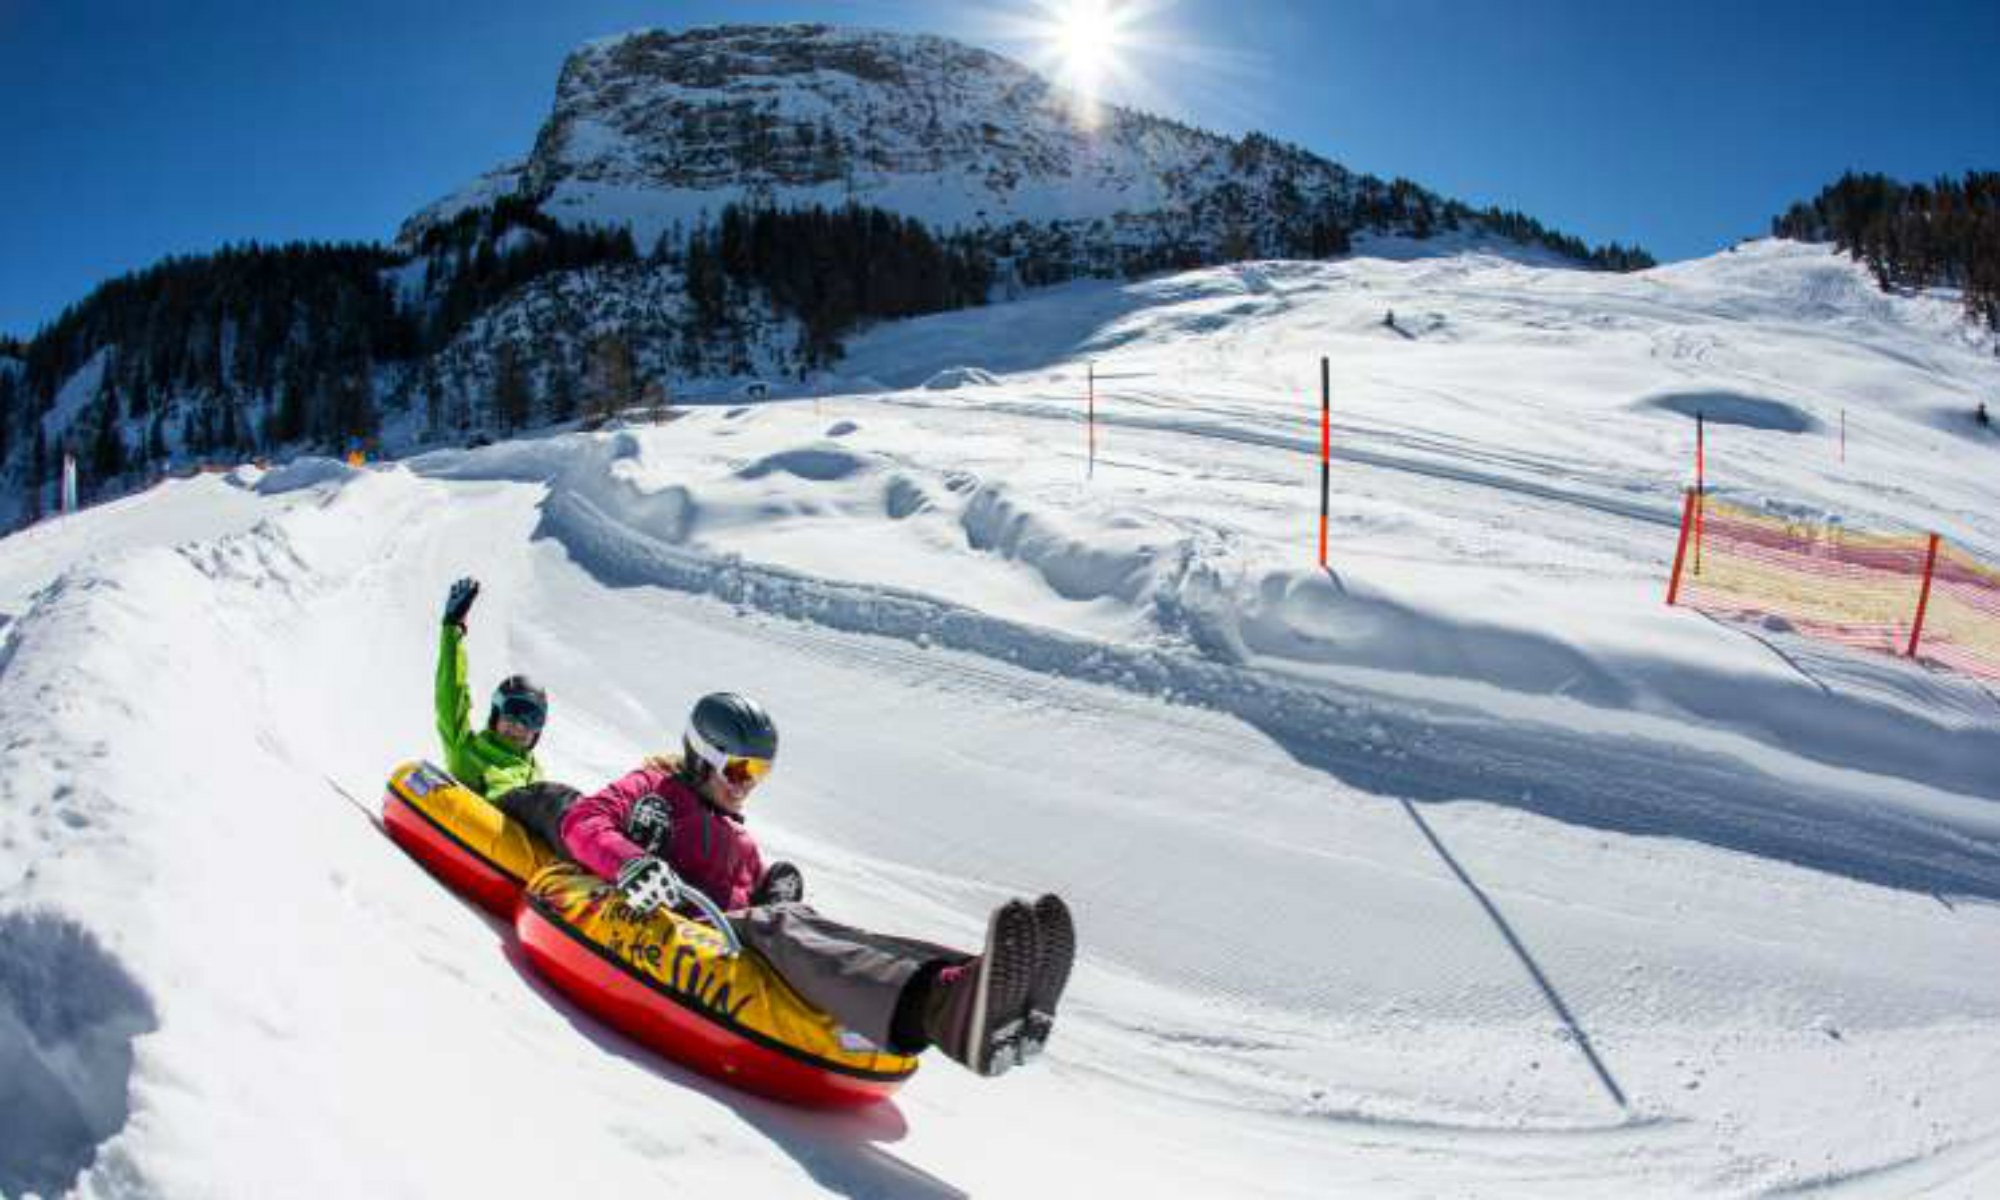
[1019,894,1077,1064]
[971,900,1040,1077]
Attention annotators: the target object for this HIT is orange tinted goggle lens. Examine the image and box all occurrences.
[723,756,772,786]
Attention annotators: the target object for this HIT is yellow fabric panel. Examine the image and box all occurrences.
[1678,499,2000,679]
[527,863,919,1079]
[387,760,561,883]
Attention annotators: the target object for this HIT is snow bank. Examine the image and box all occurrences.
[253,456,361,495]
[0,912,156,1200]
[922,366,998,390]
[737,446,872,483]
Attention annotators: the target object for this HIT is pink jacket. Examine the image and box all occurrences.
[559,764,766,912]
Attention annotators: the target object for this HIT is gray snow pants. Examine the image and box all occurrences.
[730,904,969,1052]
[495,781,580,851]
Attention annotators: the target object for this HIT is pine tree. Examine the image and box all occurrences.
[587,332,637,421]
[330,366,377,444]
[272,365,308,445]
[0,368,14,463]
[685,233,728,329]
[493,343,533,432]
[89,397,126,488]
[545,357,579,423]
[27,424,48,519]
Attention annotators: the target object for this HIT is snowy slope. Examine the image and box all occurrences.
[3,241,2000,1198]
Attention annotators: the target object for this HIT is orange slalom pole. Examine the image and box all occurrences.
[1318,356,1331,567]
[1666,487,1697,606]
[1906,532,1942,658]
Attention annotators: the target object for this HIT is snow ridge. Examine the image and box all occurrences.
[470,427,2000,899]
[0,912,157,1200]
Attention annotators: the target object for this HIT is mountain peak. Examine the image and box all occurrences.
[401,22,1179,248]
[400,22,1641,276]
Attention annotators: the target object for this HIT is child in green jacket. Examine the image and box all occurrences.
[435,577,546,799]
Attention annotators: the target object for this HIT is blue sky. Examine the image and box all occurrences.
[2,0,1995,338]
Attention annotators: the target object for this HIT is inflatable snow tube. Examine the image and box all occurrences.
[517,864,920,1109]
[381,760,561,917]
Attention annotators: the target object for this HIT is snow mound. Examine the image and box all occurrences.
[1638,391,1818,433]
[737,447,872,482]
[882,474,931,520]
[921,366,998,390]
[960,485,1164,603]
[0,911,157,1200]
[253,457,361,495]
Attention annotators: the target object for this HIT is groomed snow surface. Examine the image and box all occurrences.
[3,240,1999,1198]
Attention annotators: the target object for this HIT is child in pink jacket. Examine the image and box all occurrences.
[559,692,1075,1078]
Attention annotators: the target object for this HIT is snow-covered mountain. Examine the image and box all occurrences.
[400,24,1632,271]
[4,239,1999,1197]
[401,24,1290,244]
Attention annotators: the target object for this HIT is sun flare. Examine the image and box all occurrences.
[1043,0,1130,108]
[1056,0,1119,80]
[996,0,1234,131]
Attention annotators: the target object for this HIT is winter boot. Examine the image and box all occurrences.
[1021,894,1076,1062]
[750,861,805,906]
[924,900,1040,1076]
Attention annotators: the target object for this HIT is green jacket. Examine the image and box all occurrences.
[435,623,541,799]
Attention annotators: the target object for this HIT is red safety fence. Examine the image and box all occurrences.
[1666,491,2000,680]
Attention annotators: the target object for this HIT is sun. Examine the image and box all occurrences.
[1043,0,1131,110]
[1055,0,1120,82]
[988,0,1217,130]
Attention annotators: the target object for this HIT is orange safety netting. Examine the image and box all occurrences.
[1671,495,2000,681]
[1926,542,2000,680]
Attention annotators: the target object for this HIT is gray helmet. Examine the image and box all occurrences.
[683,692,778,777]
[490,674,548,733]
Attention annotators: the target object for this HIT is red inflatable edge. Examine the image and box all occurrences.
[381,790,522,918]
[515,894,912,1110]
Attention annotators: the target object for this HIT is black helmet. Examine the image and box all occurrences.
[490,674,548,734]
[684,692,778,779]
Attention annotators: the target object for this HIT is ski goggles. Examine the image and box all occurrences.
[686,727,773,787]
[493,693,547,732]
[721,755,773,787]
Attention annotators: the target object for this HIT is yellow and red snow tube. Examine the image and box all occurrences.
[381,760,558,916]
[381,761,917,1107]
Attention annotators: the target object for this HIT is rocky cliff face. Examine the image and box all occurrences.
[400,24,1399,264]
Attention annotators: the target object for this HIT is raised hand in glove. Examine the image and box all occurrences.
[616,854,684,917]
[443,577,480,630]
[751,861,805,906]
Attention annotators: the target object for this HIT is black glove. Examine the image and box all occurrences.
[626,793,672,857]
[752,861,805,906]
[443,577,479,629]
[616,854,683,917]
